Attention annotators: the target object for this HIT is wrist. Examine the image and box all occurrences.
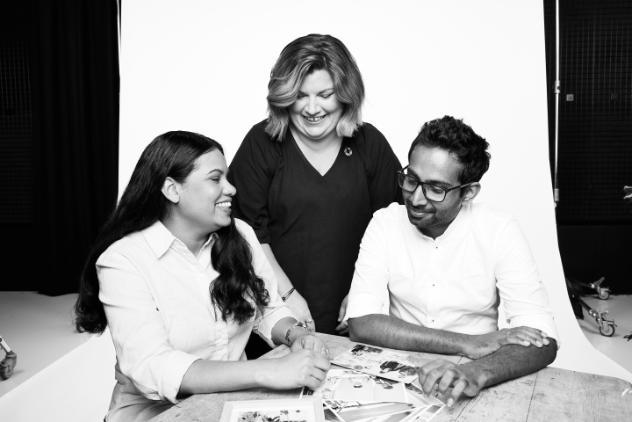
[458,333,477,358]
[253,359,274,388]
[284,321,310,345]
[460,361,491,390]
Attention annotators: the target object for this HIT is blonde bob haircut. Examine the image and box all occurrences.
[265,34,365,141]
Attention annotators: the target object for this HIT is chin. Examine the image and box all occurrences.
[219,216,232,227]
[211,217,232,231]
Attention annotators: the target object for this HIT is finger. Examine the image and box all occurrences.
[447,378,468,406]
[508,327,542,340]
[290,334,311,352]
[313,354,331,371]
[421,364,448,394]
[417,360,445,389]
[501,328,538,346]
[507,328,547,347]
[305,371,327,390]
[290,339,304,352]
[335,320,348,334]
[300,334,318,351]
[437,369,456,394]
[519,327,549,342]
[305,318,316,333]
[309,337,330,358]
[337,302,347,322]
[319,345,330,358]
[310,366,328,383]
[508,333,541,347]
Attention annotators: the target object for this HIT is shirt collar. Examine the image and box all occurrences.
[142,221,216,259]
[143,221,177,258]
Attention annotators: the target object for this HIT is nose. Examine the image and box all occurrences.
[410,185,428,206]
[223,179,236,197]
[305,95,319,115]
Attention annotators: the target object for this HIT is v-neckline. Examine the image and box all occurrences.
[290,132,344,178]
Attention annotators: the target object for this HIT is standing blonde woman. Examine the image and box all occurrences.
[229,34,401,335]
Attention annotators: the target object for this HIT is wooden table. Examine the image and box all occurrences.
[152,333,632,421]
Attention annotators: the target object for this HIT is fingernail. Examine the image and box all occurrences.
[447,398,454,407]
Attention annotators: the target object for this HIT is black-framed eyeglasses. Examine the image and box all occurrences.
[396,167,473,202]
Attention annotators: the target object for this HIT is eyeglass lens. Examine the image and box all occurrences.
[398,173,446,202]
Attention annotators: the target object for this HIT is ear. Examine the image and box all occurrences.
[461,182,481,203]
[161,177,180,204]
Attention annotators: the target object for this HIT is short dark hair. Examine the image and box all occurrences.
[409,116,490,184]
[266,33,364,141]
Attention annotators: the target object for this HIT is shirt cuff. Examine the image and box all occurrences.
[144,351,200,403]
[344,292,389,321]
[255,305,294,344]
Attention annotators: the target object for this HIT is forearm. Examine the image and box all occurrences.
[261,244,293,294]
[348,314,471,356]
[179,358,278,396]
[461,339,557,389]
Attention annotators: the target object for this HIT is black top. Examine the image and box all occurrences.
[229,120,402,333]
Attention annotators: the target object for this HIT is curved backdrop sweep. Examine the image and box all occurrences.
[119,0,631,382]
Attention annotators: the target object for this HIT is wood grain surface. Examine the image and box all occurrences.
[151,333,632,422]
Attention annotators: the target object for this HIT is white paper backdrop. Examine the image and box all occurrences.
[119,0,631,381]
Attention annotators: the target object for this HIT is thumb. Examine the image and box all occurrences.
[337,295,349,321]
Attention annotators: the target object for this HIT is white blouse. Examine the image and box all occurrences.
[346,202,558,341]
[97,218,293,421]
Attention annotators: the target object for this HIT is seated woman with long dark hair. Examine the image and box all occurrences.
[75,131,330,422]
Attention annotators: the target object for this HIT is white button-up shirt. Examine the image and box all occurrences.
[97,219,292,420]
[345,203,558,341]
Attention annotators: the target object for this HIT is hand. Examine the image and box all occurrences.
[335,295,349,334]
[284,290,316,332]
[464,326,550,359]
[624,185,632,203]
[290,333,330,358]
[418,359,485,407]
[261,349,330,391]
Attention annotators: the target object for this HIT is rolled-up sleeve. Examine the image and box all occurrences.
[345,212,391,320]
[495,219,559,343]
[236,219,294,342]
[98,252,198,403]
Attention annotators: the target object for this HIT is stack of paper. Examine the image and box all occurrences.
[301,344,445,422]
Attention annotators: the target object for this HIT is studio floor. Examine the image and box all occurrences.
[576,293,632,374]
[0,292,91,397]
[1,291,631,398]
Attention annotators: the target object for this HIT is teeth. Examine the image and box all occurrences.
[304,115,325,122]
[216,202,231,208]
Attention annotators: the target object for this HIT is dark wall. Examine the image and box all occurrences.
[545,0,632,293]
[0,2,36,290]
[0,1,120,293]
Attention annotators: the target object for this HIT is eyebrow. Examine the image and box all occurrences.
[405,168,452,188]
[207,169,224,176]
[298,87,335,96]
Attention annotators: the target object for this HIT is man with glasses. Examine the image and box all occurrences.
[345,116,558,407]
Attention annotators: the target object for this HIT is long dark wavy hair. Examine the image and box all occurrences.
[75,131,270,334]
